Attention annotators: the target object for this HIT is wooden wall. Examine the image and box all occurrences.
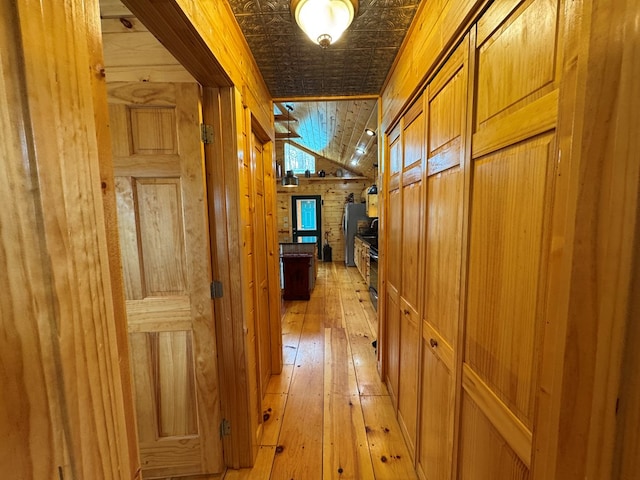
[1,0,138,478]
[275,140,373,263]
[277,180,371,264]
[378,0,640,479]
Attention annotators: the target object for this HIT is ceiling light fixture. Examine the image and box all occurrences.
[355,146,365,154]
[282,170,299,187]
[365,128,376,136]
[292,0,358,48]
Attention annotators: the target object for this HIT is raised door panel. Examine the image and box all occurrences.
[387,188,402,292]
[401,180,423,312]
[398,297,420,455]
[458,0,562,473]
[386,286,401,407]
[110,83,223,477]
[252,134,271,400]
[465,135,553,429]
[418,344,454,480]
[418,38,467,480]
[459,393,529,480]
[472,0,561,159]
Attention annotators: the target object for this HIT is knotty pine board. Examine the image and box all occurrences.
[323,327,375,479]
[361,395,419,480]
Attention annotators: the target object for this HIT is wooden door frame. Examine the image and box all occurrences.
[119,0,276,468]
[123,0,281,468]
[290,194,323,255]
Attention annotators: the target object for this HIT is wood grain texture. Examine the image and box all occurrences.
[458,394,529,480]
[0,0,137,477]
[276,180,370,264]
[465,134,554,428]
[111,82,223,476]
[381,0,482,131]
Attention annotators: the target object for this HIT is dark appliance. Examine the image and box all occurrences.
[369,246,378,311]
[343,203,370,266]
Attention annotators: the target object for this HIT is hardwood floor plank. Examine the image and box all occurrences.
[225,263,416,479]
[361,395,418,479]
[270,392,323,479]
[261,393,287,446]
[323,328,375,480]
[223,446,275,480]
[282,302,306,365]
[340,283,387,396]
[266,364,293,394]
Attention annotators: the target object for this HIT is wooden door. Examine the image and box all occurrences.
[459,0,562,476]
[397,97,424,457]
[417,39,468,480]
[109,82,224,478]
[252,132,272,398]
[385,124,403,407]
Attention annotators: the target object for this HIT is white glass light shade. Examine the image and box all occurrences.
[293,0,357,47]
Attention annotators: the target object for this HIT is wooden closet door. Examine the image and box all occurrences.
[397,97,425,457]
[385,124,403,407]
[417,38,468,480]
[109,82,224,478]
[459,0,563,476]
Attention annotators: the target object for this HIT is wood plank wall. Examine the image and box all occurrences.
[1,0,138,478]
[277,179,371,264]
[378,0,640,479]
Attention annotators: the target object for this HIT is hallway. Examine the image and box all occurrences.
[225,263,417,479]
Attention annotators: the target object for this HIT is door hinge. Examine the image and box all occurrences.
[220,418,231,437]
[210,281,223,299]
[201,123,213,144]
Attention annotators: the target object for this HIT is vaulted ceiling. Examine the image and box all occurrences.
[100,0,421,179]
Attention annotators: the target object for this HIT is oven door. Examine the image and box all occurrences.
[369,249,378,310]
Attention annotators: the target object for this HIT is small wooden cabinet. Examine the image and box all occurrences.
[282,254,312,300]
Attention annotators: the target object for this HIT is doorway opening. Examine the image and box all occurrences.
[291,195,322,257]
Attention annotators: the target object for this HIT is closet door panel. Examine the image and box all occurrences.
[465,133,553,427]
[459,393,530,480]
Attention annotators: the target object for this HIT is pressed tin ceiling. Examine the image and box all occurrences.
[227,0,421,98]
[100,0,420,179]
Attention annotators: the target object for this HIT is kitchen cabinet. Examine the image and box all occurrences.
[366,192,378,217]
[354,236,371,285]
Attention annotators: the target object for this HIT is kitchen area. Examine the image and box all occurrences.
[346,184,379,311]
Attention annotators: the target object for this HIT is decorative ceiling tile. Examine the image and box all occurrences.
[225,0,417,178]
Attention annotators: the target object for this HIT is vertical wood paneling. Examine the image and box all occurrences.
[424,168,463,347]
[459,394,529,480]
[0,0,137,477]
[465,135,553,427]
[419,347,454,480]
[476,0,558,125]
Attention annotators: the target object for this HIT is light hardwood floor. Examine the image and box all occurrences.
[225,263,417,479]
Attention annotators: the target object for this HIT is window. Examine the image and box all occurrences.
[284,143,315,174]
